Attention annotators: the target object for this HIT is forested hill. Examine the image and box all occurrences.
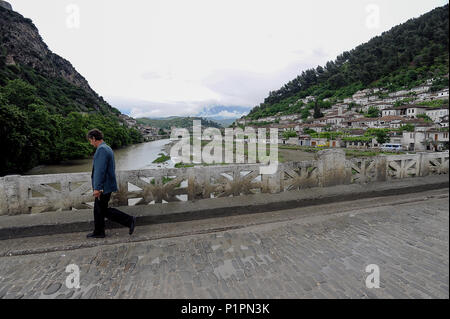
[246,4,449,120]
[137,116,224,130]
[0,5,143,176]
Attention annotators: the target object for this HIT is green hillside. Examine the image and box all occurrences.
[0,6,143,175]
[0,78,143,175]
[137,117,224,130]
[246,4,449,120]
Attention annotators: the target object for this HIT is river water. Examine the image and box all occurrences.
[25,138,174,175]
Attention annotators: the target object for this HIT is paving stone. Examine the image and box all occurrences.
[0,193,448,299]
[43,283,62,295]
[83,286,98,299]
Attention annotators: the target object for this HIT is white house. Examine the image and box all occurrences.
[349,118,378,128]
[426,108,449,123]
[411,85,430,94]
[257,116,277,123]
[377,116,404,129]
[368,103,392,111]
[313,117,328,125]
[402,129,449,151]
[344,137,379,149]
[302,124,326,133]
[424,130,449,151]
[402,131,427,151]
[404,106,428,118]
[382,108,400,117]
[388,90,409,97]
[280,115,298,121]
[343,98,353,104]
[435,88,449,100]
[439,120,449,128]
[325,116,346,127]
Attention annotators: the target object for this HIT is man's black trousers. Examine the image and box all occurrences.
[93,192,133,234]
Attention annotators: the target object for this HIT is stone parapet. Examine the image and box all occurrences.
[0,150,448,216]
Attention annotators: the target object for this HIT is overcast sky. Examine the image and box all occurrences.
[7,0,449,118]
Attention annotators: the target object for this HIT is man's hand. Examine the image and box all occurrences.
[93,190,102,198]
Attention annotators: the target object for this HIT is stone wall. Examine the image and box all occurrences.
[0,150,448,216]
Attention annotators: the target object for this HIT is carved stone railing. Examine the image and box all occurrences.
[0,150,448,216]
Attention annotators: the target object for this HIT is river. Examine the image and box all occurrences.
[25,138,174,175]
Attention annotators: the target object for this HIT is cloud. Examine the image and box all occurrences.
[13,0,448,119]
[201,57,329,106]
[141,71,164,80]
[106,96,215,118]
[215,110,249,119]
[106,51,338,118]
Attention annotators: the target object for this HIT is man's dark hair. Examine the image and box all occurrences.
[87,129,104,141]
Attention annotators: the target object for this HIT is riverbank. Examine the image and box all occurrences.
[25,139,173,175]
[161,140,396,165]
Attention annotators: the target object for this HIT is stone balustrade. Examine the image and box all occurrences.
[0,149,448,216]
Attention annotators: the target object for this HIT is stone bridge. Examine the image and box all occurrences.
[0,149,448,216]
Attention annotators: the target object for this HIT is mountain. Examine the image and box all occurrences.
[196,105,251,120]
[246,4,449,120]
[0,4,143,175]
[136,116,224,130]
[210,118,236,127]
[0,4,117,115]
[193,105,252,127]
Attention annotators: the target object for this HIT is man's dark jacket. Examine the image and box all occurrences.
[91,142,118,194]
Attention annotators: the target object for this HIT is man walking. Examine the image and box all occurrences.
[86,129,136,238]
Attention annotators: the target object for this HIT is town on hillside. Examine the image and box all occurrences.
[235,77,449,152]
[118,114,170,142]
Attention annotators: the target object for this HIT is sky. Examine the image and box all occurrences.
[7,0,449,119]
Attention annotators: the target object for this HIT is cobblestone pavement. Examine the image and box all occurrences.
[0,189,448,299]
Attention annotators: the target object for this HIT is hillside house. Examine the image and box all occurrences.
[309,138,340,148]
[426,108,449,123]
[410,85,430,94]
[343,137,379,149]
[385,105,428,118]
[302,124,326,133]
[435,88,449,99]
[402,129,449,151]
[349,118,378,129]
[382,108,399,117]
[298,135,311,146]
[405,105,428,118]
[402,131,427,151]
[376,116,405,129]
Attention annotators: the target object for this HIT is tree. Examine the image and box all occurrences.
[400,123,415,132]
[375,130,388,144]
[0,103,33,174]
[367,106,381,118]
[300,108,310,120]
[0,79,39,109]
[58,112,91,160]
[313,100,323,119]
[417,113,433,122]
[27,103,57,164]
[158,128,167,135]
[282,130,297,139]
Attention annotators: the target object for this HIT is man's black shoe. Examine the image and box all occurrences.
[86,232,105,239]
[129,216,136,235]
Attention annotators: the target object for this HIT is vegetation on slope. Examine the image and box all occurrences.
[246,4,449,120]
